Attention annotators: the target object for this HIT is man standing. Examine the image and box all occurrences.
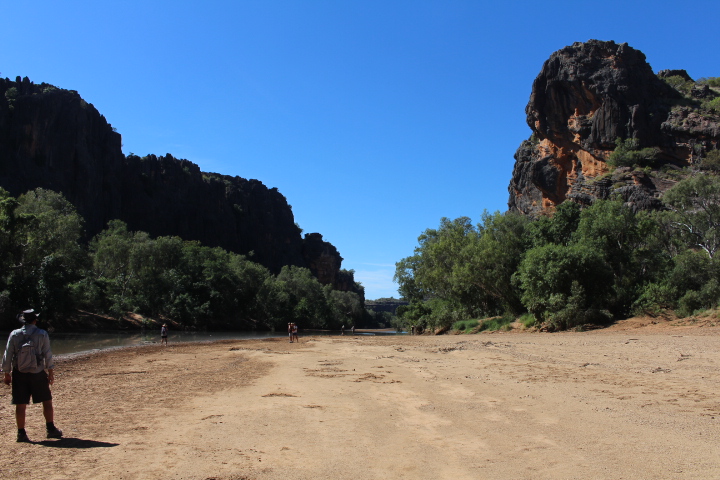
[2,309,63,442]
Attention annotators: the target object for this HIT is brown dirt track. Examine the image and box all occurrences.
[2,320,720,479]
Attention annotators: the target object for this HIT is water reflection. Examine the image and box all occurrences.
[0,329,404,357]
[0,331,280,357]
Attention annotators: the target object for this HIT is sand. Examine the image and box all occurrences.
[1,322,720,480]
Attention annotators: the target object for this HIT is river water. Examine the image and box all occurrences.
[0,329,403,357]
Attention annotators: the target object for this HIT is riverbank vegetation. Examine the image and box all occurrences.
[395,172,720,332]
[0,188,365,332]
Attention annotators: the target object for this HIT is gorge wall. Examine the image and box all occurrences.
[0,76,355,291]
[509,40,720,215]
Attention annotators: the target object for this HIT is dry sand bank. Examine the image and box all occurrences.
[1,324,720,479]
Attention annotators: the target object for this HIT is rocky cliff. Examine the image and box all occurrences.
[509,40,720,215]
[0,76,355,290]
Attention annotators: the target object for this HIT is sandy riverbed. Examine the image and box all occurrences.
[1,321,720,480]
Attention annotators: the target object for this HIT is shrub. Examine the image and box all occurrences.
[452,319,479,332]
[699,150,720,172]
[608,138,661,168]
[698,77,720,88]
[677,278,720,318]
[4,87,18,103]
[677,290,703,318]
[662,75,694,95]
[478,314,514,332]
[632,282,677,315]
[519,313,536,328]
[703,97,720,113]
[391,315,406,333]
[542,281,613,331]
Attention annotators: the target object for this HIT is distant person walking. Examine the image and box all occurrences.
[351,325,355,335]
[288,323,293,343]
[341,325,345,336]
[2,309,63,442]
[292,323,299,343]
[161,324,168,346]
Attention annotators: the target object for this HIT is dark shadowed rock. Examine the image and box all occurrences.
[0,77,124,234]
[0,76,356,290]
[301,233,342,287]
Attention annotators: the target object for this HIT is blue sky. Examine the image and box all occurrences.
[1,1,718,299]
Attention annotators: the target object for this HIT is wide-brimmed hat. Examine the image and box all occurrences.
[18,309,39,323]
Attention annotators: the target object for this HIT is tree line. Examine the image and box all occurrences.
[0,188,365,331]
[395,173,720,332]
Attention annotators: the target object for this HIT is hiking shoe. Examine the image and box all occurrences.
[46,427,63,439]
[16,431,31,443]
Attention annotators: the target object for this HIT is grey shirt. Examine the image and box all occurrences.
[1,324,54,374]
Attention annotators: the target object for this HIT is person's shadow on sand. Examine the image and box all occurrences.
[36,438,119,449]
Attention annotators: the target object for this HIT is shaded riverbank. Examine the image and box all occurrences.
[0,328,405,357]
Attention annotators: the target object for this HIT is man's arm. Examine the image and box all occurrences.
[2,333,15,373]
[40,333,55,384]
[41,332,54,371]
[2,333,15,384]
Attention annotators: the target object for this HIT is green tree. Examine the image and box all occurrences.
[0,188,22,319]
[515,243,614,330]
[662,175,720,258]
[85,220,153,317]
[261,266,332,330]
[394,212,531,331]
[634,250,720,316]
[526,201,581,247]
[10,189,86,321]
[327,288,364,328]
[457,211,530,315]
[573,199,669,315]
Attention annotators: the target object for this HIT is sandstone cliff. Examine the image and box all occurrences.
[509,40,720,215]
[0,76,355,291]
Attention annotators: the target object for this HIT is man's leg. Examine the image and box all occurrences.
[42,400,54,423]
[15,404,31,442]
[15,404,27,429]
[43,400,63,438]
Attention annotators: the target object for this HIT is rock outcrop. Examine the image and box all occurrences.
[509,40,720,215]
[0,76,355,290]
[301,233,343,286]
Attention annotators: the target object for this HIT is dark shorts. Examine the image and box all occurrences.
[11,370,52,405]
